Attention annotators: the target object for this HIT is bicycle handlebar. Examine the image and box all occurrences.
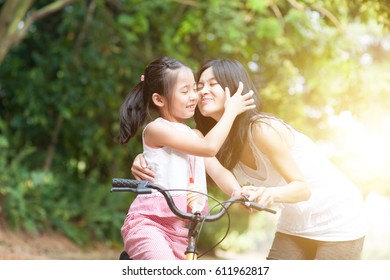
[111,178,276,222]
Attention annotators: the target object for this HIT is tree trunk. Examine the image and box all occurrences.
[44,115,64,172]
[0,0,34,64]
[0,0,79,65]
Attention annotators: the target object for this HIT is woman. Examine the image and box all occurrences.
[132,59,367,260]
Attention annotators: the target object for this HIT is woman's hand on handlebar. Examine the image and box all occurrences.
[240,186,274,209]
[229,189,253,213]
[131,153,155,182]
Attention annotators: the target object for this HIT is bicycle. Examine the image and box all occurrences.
[111,178,276,260]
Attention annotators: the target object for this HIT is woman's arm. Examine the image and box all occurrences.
[245,120,311,204]
[130,139,245,195]
[131,151,243,198]
[145,83,255,157]
[204,156,242,197]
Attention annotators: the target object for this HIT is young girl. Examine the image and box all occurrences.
[116,57,255,260]
[132,59,368,260]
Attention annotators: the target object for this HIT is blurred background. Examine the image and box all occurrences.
[0,0,389,259]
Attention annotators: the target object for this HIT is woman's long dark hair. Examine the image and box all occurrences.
[116,56,189,144]
[194,59,263,170]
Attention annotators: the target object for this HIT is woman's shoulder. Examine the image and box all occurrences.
[251,115,290,134]
[251,115,295,149]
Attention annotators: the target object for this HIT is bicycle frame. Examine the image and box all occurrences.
[111,178,276,260]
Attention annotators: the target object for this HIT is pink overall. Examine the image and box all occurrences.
[121,196,189,260]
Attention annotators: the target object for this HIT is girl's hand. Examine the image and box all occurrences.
[224,82,255,116]
[131,153,155,182]
[241,185,274,208]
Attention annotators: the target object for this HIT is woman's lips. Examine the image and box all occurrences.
[201,97,213,104]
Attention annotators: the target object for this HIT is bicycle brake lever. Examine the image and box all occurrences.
[248,202,277,214]
[240,195,277,214]
[136,180,153,194]
[241,195,251,207]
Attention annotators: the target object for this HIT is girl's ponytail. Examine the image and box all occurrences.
[116,82,147,144]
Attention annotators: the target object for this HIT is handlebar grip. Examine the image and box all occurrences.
[111,178,153,194]
[112,178,139,188]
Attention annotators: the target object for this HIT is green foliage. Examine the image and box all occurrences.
[0,119,130,245]
[0,0,137,245]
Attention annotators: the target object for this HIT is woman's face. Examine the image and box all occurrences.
[196,67,226,121]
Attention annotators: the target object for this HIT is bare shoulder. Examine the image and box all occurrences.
[251,117,294,152]
[192,128,204,138]
[143,120,175,147]
[144,119,171,133]
[251,117,287,137]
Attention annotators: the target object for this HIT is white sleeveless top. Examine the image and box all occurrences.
[141,117,207,197]
[233,122,367,241]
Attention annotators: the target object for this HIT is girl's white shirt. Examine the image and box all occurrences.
[233,123,368,241]
[140,117,207,197]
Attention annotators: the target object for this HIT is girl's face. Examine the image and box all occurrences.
[162,67,198,123]
[197,67,226,121]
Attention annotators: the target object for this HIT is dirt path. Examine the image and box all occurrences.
[0,225,120,260]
